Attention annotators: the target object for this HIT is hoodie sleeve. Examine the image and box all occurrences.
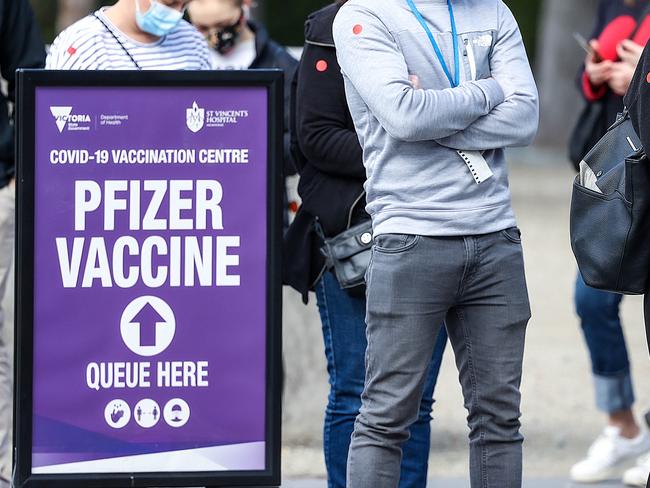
[436,1,539,150]
[332,2,505,142]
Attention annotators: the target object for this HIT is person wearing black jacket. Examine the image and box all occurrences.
[188,0,298,176]
[570,1,650,484]
[284,3,446,487]
[0,1,45,486]
[624,39,650,488]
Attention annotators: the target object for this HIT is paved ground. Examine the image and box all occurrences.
[281,150,650,482]
[283,480,630,488]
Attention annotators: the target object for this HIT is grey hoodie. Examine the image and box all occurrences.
[332,0,539,237]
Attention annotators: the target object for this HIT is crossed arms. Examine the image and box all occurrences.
[332,1,539,150]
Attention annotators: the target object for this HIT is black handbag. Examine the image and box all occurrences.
[570,111,650,294]
[316,217,373,293]
[569,101,606,171]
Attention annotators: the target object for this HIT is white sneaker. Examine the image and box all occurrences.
[570,426,650,483]
[623,452,650,486]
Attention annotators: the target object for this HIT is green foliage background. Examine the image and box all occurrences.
[30,0,541,61]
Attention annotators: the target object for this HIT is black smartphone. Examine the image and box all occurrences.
[573,32,603,62]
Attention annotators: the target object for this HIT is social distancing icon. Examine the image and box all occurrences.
[120,296,175,357]
[134,398,160,429]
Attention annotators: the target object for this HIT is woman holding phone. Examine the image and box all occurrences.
[570,0,650,485]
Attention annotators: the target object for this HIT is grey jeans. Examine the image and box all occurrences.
[347,229,531,488]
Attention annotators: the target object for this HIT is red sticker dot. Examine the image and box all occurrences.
[353,24,363,35]
[67,46,77,56]
[316,60,328,72]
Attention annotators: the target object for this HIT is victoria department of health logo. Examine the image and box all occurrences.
[50,106,91,133]
[186,101,205,133]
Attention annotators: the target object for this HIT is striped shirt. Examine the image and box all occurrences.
[46,8,211,70]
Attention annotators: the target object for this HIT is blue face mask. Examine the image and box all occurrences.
[135,0,184,37]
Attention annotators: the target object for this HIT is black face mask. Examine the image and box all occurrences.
[208,10,244,55]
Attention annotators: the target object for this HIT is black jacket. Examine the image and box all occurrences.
[284,3,367,301]
[0,0,45,187]
[624,43,650,354]
[248,20,298,175]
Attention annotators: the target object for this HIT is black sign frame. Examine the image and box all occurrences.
[14,70,283,488]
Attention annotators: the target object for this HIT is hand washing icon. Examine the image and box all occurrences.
[104,399,130,429]
[111,406,125,424]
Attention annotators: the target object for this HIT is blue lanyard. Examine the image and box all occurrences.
[406,0,459,88]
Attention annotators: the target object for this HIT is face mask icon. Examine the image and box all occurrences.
[163,398,191,427]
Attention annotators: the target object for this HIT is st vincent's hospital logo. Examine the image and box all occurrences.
[186,100,249,132]
[186,101,205,133]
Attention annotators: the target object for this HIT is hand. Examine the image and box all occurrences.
[110,407,124,423]
[608,62,635,96]
[409,74,422,90]
[585,40,613,86]
[617,39,644,68]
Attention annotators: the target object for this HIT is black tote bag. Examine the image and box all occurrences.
[570,113,650,295]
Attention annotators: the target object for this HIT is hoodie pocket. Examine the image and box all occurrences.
[461,31,494,81]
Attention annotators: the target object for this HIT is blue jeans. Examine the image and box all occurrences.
[575,273,635,413]
[316,270,447,488]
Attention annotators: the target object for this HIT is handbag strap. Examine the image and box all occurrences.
[622,77,644,126]
[346,191,367,229]
[619,6,650,128]
[313,216,326,241]
[93,12,142,70]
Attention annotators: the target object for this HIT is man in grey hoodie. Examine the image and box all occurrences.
[332,0,539,487]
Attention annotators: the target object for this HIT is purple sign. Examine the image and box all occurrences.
[31,86,269,474]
